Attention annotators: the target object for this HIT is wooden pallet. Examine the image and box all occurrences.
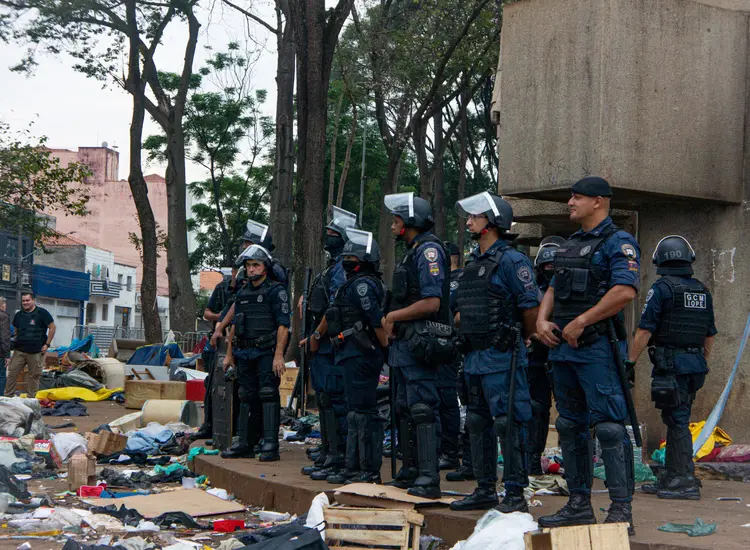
[324,506,424,549]
[525,523,630,550]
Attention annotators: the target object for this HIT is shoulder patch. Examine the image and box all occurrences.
[423,247,439,262]
[621,244,637,259]
[360,296,372,310]
[429,262,440,276]
[357,282,368,296]
[516,265,533,283]
[278,289,288,302]
[450,280,459,291]
[645,288,654,303]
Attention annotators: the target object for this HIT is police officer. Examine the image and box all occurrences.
[318,229,389,484]
[438,242,463,472]
[536,177,640,533]
[526,236,565,474]
[449,192,540,513]
[300,207,357,479]
[383,192,451,499]
[193,265,239,441]
[220,245,291,461]
[239,220,290,289]
[628,236,715,500]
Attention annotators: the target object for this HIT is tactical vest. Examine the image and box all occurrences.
[234,279,281,342]
[16,308,46,349]
[455,246,517,348]
[309,260,336,322]
[653,276,711,348]
[330,274,384,334]
[389,233,450,323]
[553,224,618,323]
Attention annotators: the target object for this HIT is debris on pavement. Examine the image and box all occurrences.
[658,518,718,537]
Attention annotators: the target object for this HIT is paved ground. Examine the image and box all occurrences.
[193,437,750,549]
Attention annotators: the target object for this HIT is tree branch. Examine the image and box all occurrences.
[221,0,279,35]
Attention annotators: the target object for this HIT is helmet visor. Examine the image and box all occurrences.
[456,191,499,219]
[237,244,272,264]
[329,206,358,233]
[344,228,373,255]
[244,220,269,243]
[384,192,414,219]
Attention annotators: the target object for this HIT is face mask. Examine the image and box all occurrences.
[324,235,345,253]
[342,260,360,277]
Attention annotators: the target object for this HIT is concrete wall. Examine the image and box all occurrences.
[36,246,86,272]
[498,0,748,204]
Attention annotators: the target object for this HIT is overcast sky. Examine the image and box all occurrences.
[0,0,283,185]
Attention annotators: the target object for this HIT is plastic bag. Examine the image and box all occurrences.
[658,518,717,537]
[450,510,537,550]
[0,465,31,499]
[304,492,329,540]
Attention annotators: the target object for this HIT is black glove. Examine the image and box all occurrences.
[624,360,636,388]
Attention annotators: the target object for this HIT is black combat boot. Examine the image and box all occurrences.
[538,493,597,528]
[258,398,280,462]
[644,428,675,494]
[450,484,498,511]
[302,401,330,475]
[221,404,254,459]
[387,417,418,489]
[439,452,460,471]
[496,485,528,513]
[604,501,635,536]
[346,414,382,485]
[192,423,212,440]
[327,412,361,484]
[657,429,700,500]
[446,464,476,482]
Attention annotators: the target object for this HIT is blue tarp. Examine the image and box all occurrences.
[126,343,184,366]
[55,334,100,357]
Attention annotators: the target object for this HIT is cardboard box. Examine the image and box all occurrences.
[125,380,186,409]
[68,454,96,491]
[85,431,128,457]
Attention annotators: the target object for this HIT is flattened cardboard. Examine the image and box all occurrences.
[86,488,244,518]
[334,483,456,509]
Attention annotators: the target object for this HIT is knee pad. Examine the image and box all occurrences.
[467,410,491,434]
[410,403,434,425]
[259,387,277,403]
[595,422,626,445]
[319,392,331,408]
[555,415,584,438]
[493,415,508,439]
[237,388,252,403]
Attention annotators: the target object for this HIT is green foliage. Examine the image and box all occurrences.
[0,122,91,243]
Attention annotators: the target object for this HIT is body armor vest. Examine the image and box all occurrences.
[553,225,618,322]
[235,279,281,341]
[309,260,335,322]
[653,276,711,348]
[389,233,450,323]
[331,274,384,333]
[455,246,517,348]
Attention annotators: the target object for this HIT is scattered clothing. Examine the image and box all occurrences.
[41,400,89,417]
[658,518,717,537]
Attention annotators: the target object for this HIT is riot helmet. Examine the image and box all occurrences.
[341,228,380,277]
[539,235,566,247]
[324,206,358,255]
[384,192,435,232]
[456,191,513,241]
[236,244,273,282]
[242,220,274,251]
[534,241,561,285]
[653,235,695,276]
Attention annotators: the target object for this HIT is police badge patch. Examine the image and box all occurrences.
[361,296,371,310]
[580,245,592,256]
[645,288,654,302]
[357,283,368,296]
[621,244,637,259]
[450,281,459,291]
[478,266,486,277]
[423,247,439,262]
[257,295,263,303]
[516,265,532,283]
[279,290,288,302]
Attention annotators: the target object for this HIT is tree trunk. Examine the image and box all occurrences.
[378,156,401,285]
[335,103,357,207]
[209,162,232,266]
[125,0,162,343]
[433,107,446,238]
[164,123,197,333]
[457,89,469,262]
[327,92,344,214]
[414,119,431,203]
[270,0,295,269]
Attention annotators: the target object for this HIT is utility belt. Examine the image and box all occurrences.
[396,319,455,366]
[554,317,627,348]
[648,346,704,409]
[235,332,277,350]
[458,322,515,353]
[331,321,378,354]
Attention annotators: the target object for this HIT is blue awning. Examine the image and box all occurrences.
[32,264,90,302]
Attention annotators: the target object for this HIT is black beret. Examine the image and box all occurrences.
[571,176,613,197]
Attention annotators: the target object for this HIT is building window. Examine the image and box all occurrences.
[86,303,96,324]
[126,276,133,291]
[102,303,109,322]
[118,274,123,285]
